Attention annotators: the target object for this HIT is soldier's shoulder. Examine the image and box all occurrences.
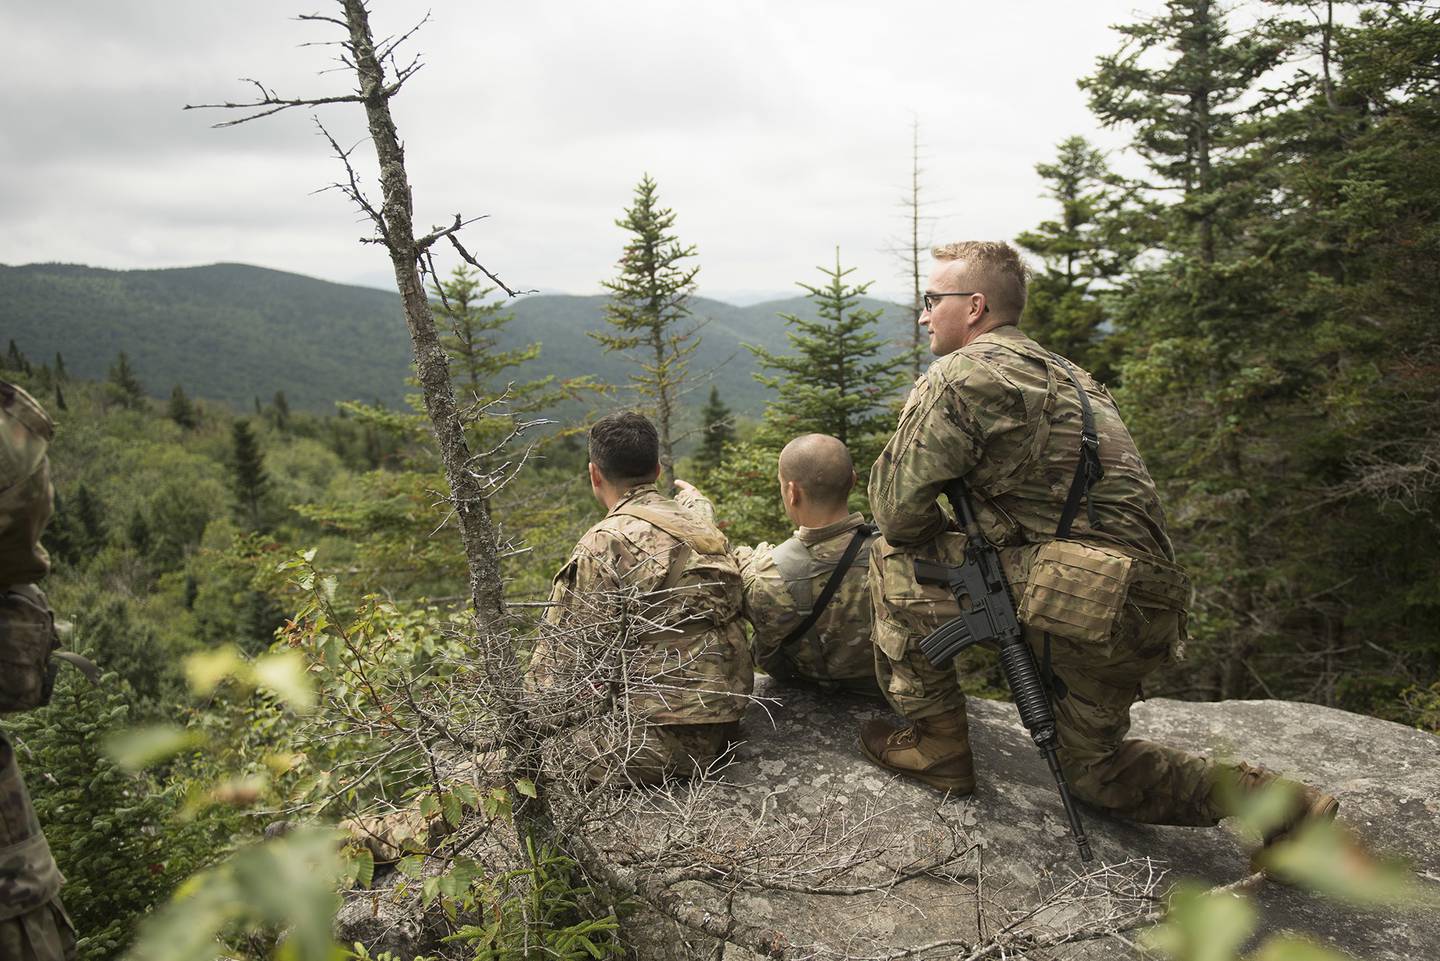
[737,542,782,578]
[931,341,1023,396]
[0,382,54,441]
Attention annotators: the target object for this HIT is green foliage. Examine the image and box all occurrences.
[592,173,701,488]
[8,675,235,961]
[108,351,147,410]
[230,419,270,530]
[443,839,623,961]
[1015,135,1134,378]
[169,384,198,430]
[694,385,735,475]
[746,250,911,472]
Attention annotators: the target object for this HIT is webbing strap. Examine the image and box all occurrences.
[1050,353,1105,538]
[776,524,875,651]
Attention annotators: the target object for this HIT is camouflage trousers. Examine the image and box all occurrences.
[572,720,739,787]
[344,722,740,863]
[0,737,75,961]
[870,535,1221,826]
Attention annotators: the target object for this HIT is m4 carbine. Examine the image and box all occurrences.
[913,480,1094,862]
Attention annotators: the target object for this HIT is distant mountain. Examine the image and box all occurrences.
[0,262,914,416]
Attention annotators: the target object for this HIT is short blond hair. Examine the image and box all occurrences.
[931,241,1031,322]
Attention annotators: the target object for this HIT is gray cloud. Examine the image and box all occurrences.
[2,0,1151,302]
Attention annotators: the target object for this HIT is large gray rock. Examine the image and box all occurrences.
[702,681,1439,960]
[337,681,1440,960]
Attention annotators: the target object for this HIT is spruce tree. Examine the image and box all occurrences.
[168,385,198,429]
[54,351,67,381]
[272,390,290,430]
[54,382,67,412]
[1081,0,1291,697]
[747,249,910,469]
[230,419,269,529]
[1016,136,1135,377]
[695,385,735,475]
[107,351,146,409]
[592,174,700,491]
[5,339,31,374]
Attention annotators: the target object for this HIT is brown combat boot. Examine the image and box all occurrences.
[859,711,975,795]
[1226,762,1340,874]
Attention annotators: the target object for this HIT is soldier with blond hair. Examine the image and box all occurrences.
[862,241,1337,851]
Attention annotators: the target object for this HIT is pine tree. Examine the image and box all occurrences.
[1016,136,1135,377]
[230,419,269,529]
[747,249,911,469]
[591,174,700,491]
[168,385,198,429]
[54,351,67,381]
[1081,1,1293,698]
[272,390,290,430]
[5,339,31,374]
[54,382,67,412]
[695,386,735,475]
[107,351,146,409]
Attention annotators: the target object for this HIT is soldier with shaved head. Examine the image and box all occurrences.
[677,434,879,694]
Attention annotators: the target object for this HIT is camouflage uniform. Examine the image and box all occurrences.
[675,487,878,691]
[0,381,77,960]
[869,327,1222,825]
[534,485,753,784]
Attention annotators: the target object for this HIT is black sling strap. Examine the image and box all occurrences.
[1040,352,1109,702]
[777,524,876,650]
[1050,353,1105,538]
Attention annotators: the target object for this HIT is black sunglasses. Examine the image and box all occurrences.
[922,291,989,313]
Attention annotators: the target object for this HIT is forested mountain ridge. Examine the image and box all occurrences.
[0,261,914,415]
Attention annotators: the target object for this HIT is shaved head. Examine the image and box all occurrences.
[778,434,855,507]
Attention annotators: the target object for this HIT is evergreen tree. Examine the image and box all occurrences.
[5,339,31,374]
[272,390,291,430]
[695,386,735,475]
[229,419,269,529]
[107,351,146,409]
[54,351,67,381]
[54,382,67,412]
[1015,136,1135,377]
[746,249,911,469]
[168,384,198,429]
[592,174,700,491]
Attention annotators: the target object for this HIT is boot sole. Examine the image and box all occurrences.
[858,736,976,796]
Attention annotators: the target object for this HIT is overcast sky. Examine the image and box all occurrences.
[3,1,1163,304]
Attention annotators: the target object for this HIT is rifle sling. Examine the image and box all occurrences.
[1050,353,1105,539]
[776,524,875,652]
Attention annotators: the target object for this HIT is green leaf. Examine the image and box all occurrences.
[1141,883,1255,961]
[515,778,537,798]
[104,724,202,772]
[347,848,375,889]
[184,645,243,696]
[419,794,440,820]
[1262,820,1434,908]
[252,650,317,710]
[441,791,463,828]
[1250,935,1355,961]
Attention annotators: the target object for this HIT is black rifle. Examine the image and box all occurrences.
[913,480,1094,862]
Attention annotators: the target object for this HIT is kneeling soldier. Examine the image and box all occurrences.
[533,411,754,785]
[677,434,880,694]
[865,241,1337,853]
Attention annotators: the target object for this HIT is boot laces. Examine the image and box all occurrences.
[888,725,919,749]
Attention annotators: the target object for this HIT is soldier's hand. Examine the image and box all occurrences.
[673,478,700,496]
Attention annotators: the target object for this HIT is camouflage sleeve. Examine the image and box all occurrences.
[868,357,1025,546]
[673,486,717,525]
[738,543,802,666]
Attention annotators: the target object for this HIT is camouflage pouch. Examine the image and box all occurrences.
[1017,540,1135,645]
[0,585,62,713]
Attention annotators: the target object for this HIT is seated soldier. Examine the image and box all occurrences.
[532,410,754,787]
[676,434,880,695]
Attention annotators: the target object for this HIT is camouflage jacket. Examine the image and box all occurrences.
[734,514,877,687]
[538,486,753,725]
[870,327,1175,566]
[1,382,54,588]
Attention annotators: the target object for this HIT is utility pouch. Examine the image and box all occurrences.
[1017,540,1135,645]
[0,585,61,713]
